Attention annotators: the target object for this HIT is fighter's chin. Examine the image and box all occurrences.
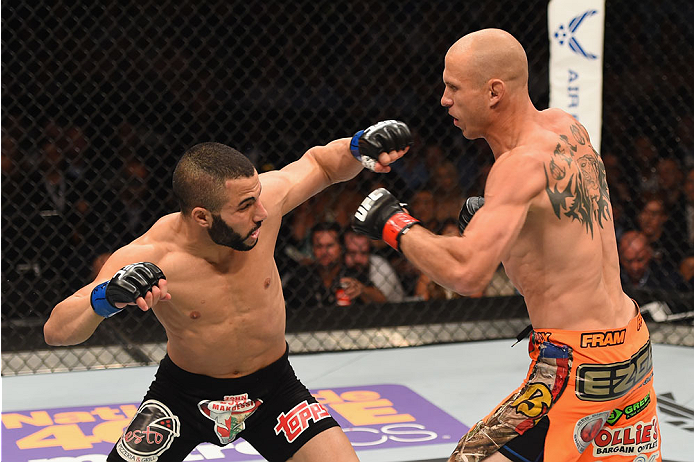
[453,118,467,134]
[243,234,260,250]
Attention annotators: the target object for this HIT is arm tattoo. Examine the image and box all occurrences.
[543,123,611,238]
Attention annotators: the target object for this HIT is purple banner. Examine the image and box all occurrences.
[2,384,468,461]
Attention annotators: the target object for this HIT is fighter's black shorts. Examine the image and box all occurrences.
[107,346,339,462]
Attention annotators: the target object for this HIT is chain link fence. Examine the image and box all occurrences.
[2,0,693,375]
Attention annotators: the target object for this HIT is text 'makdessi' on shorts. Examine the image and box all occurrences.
[107,345,340,462]
[450,311,661,462]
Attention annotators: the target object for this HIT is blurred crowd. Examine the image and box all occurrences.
[2,113,694,317]
[2,0,693,319]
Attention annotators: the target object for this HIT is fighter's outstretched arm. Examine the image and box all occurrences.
[354,149,544,295]
[260,121,412,216]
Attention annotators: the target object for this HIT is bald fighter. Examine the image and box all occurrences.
[44,120,412,462]
[352,30,661,461]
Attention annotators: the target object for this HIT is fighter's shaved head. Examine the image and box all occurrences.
[446,28,528,90]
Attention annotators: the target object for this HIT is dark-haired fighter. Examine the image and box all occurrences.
[352,30,661,462]
[44,120,412,462]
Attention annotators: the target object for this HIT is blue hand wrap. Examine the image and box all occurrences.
[90,282,124,318]
[350,129,378,171]
[350,130,365,161]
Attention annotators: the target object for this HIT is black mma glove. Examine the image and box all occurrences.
[350,120,413,171]
[352,188,420,251]
[90,262,166,318]
[458,196,485,234]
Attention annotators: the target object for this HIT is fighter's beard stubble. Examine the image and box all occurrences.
[208,213,260,251]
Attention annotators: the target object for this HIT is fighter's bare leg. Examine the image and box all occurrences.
[288,427,359,462]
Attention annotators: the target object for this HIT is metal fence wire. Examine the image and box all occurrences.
[2,0,693,375]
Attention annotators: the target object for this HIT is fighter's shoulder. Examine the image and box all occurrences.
[539,108,592,146]
[493,145,547,176]
[95,237,169,281]
[541,107,570,120]
[539,107,577,127]
[254,170,289,222]
[486,147,547,201]
[137,213,178,241]
[258,169,286,191]
[125,214,182,256]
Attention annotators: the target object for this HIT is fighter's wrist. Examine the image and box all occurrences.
[382,213,420,251]
[349,130,365,159]
[90,281,124,318]
[350,130,379,171]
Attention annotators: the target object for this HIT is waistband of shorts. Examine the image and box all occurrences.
[530,308,648,350]
[158,343,290,392]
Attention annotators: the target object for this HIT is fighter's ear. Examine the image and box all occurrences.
[192,207,213,228]
[489,79,505,107]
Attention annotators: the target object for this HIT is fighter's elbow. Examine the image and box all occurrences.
[449,265,491,296]
[43,305,76,346]
[43,320,63,346]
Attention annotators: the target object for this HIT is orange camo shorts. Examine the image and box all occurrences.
[449,312,661,462]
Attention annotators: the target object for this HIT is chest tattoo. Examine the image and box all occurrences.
[543,123,611,238]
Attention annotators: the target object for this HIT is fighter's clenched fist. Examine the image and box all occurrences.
[350,120,413,172]
[352,188,420,251]
[90,262,170,317]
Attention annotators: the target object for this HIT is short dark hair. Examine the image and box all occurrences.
[172,142,255,214]
[309,221,343,244]
[341,227,372,248]
[638,191,669,214]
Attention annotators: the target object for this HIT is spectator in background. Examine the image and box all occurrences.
[409,189,440,231]
[675,115,694,170]
[116,158,156,243]
[602,152,636,234]
[2,130,26,297]
[466,161,493,198]
[342,229,405,302]
[423,143,445,172]
[636,193,685,266]
[679,254,694,290]
[64,125,89,181]
[283,179,365,264]
[283,222,385,307]
[1,130,20,184]
[631,134,660,195]
[429,160,466,222]
[22,138,89,293]
[683,168,694,249]
[619,231,686,291]
[284,199,319,264]
[656,157,687,239]
[74,157,156,257]
[391,129,429,195]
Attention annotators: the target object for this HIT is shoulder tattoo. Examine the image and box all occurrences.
[543,123,611,237]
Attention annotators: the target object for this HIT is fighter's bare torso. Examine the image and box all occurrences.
[130,180,288,378]
[497,109,634,330]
